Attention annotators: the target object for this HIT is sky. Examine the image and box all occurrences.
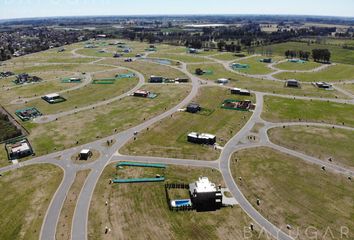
[0,0,353,20]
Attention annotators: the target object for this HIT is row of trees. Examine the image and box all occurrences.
[284,49,331,62]
[284,50,311,60]
[312,49,331,63]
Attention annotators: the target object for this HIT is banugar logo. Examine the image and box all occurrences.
[243,226,350,239]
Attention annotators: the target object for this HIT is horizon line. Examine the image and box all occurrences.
[1,13,354,22]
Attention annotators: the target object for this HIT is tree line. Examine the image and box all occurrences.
[284,49,331,62]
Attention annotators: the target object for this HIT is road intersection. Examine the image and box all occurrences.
[0,47,353,240]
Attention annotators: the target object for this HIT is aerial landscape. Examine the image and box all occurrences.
[0,0,353,239]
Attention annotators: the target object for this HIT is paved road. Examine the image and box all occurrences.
[1,46,353,240]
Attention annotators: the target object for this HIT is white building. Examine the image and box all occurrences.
[189,177,222,211]
[217,78,229,84]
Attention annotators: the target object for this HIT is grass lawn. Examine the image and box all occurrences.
[148,52,208,63]
[76,48,114,58]
[255,41,354,65]
[231,147,354,239]
[209,52,248,61]
[273,64,354,82]
[269,126,354,170]
[43,57,96,64]
[2,63,116,75]
[0,145,10,168]
[336,83,354,95]
[121,86,254,160]
[274,61,322,71]
[5,76,139,115]
[234,56,276,75]
[263,96,354,127]
[88,164,267,240]
[56,169,91,240]
[23,84,191,157]
[100,59,189,80]
[0,72,78,103]
[0,164,63,240]
[186,63,347,99]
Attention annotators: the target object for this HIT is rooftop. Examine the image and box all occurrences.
[192,177,217,193]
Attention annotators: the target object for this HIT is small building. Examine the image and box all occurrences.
[133,90,150,98]
[230,88,251,96]
[314,82,332,89]
[7,139,33,160]
[216,78,229,84]
[231,63,250,69]
[259,58,272,63]
[96,34,107,38]
[285,79,300,88]
[188,48,197,54]
[175,78,189,83]
[149,75,164,83]
[189,177,222,211]
[42,93,66,104]
[187,132,216,145]
[0,71,14,78]
[79,149,92,160]
[186,103,201,113]
[113,53,122,58]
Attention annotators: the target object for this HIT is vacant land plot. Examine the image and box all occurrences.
[187,63,346,99]
[274,64,354,82]
[0,144,10,167]
[256,41,354,64]
[100,59,189,80]
[209,52,248,61]
[6,76,139,115]
[340,83,354,95]
[88,164,266,240]
[2,64,116,75]
[269,126,354,170]
[274,61,322,71]
[231,147,354,240]
[149,52,207,63]
[234,56,276,75]
[56,169,91,240]
[121,86,253,160]
[76,48,113,58]
[23,85,191,157]
[0,164,63,240]
[262,96,354,127]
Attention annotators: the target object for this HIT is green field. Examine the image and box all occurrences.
[186,63,346,99]
[262,96,354,127]
[89,164,266,240]
[269,126,354,170]
[256,41,354,64]
[0,164,63,240]
[274,61,322,71]
[5,76,139,115]
[148,52,207,63]
[121,86,254,160]
[2,63,115,75]
[22,84,191,157]
[100,59,189,80]
[233,56,276,75]
[274,64,354,82]
[209,52,248,61]
[231,147,354,240]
